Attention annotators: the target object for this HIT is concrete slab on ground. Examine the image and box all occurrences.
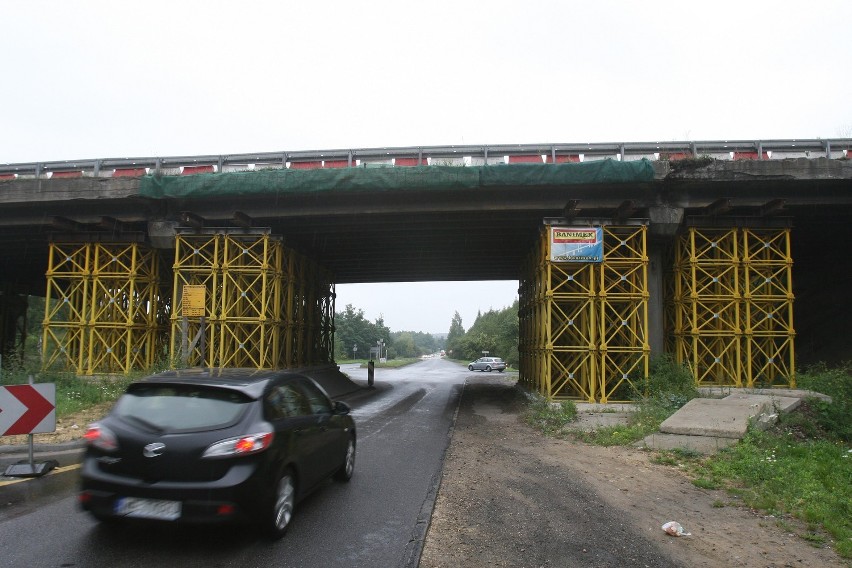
[568,412,632,431]
[698,387,831,403]
[566,403,633,431]
[659,396,769,439]
[636,433,739,454]
[659,392,802,439]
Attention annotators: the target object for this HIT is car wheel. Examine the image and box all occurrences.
[468,365,474,371]
[265,469,296,540]
[498,368,505,373]
[485,366,492,372]
[334,436,356,482]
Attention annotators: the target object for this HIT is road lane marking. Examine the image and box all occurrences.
[0,463,81,486]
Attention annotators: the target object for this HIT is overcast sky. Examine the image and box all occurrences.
[2,1,850,333]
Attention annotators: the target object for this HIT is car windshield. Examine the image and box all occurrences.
[113,384,252,432]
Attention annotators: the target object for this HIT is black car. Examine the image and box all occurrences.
[79,368,356,539]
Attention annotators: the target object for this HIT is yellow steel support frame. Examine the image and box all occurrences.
[742,228,795,387]
[43,242,162,375]
[672,227,794,388]
[218,234,281,368]
[170,233,334,369]
[675,228,743,386]
[170,234,220,367]
[519,225,648,402]
[42,243,89,372]
[598,226,649,401]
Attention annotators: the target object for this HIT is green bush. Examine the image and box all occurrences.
[523,395,577,436]
[633,354,699,411]
[795,363,851,442]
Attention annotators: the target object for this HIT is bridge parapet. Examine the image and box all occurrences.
[1,139,848,179]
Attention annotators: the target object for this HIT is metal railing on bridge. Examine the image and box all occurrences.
[1,138,850,179]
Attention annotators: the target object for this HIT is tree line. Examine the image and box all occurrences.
[333,300,519,367]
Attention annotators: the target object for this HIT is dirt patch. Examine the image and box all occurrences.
[419,376,846,568]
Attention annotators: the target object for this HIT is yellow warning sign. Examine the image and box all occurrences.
[182,285,206,317]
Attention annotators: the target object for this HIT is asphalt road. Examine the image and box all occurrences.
[0,358,465,568]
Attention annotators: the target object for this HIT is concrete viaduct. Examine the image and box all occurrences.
[1,140,850,401]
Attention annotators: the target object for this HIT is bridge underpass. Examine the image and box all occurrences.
[0,142,850,401]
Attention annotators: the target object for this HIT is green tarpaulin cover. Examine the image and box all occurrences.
[139,159,655,200]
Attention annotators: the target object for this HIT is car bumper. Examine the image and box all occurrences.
[78,458,270,525]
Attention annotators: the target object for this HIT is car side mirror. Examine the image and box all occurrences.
[333,401,351,415]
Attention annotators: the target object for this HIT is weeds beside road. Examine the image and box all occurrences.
[1,370,136,420]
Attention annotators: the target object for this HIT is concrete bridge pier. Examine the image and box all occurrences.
[647,205,685,356]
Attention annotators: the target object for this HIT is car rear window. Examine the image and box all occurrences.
[113,384,252,432]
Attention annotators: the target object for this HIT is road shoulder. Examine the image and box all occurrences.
[419,376,845,568]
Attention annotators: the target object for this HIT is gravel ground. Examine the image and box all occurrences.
[419,375,846,568]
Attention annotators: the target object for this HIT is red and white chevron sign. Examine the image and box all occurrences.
[0,384,56,436]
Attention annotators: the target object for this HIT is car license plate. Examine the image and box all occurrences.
[115,497,181,521]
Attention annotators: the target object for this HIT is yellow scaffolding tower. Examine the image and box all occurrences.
[742,228,795,386]
[170,232,335,369]
[519,224,648,402]
[672,227,794,387]
[42,242,163,374]
[598,226,650,401]
[170,233,221,367]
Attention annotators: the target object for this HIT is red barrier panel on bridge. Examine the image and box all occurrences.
[323,160,349,169]
[508,155,544,164]
[733,151,769,161]
[660,152,693,161]
[182,165,215,175]
[394,158,423,167]
[545,154,580,163]
[0,174,15,180]
[112,168,147,177]
[289,161,322,170]
[51,171,83,178]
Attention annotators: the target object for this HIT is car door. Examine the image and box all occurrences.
[295,378,346,481]
[264,381,327,489]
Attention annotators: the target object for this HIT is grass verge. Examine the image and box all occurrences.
[1,368,142,420]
